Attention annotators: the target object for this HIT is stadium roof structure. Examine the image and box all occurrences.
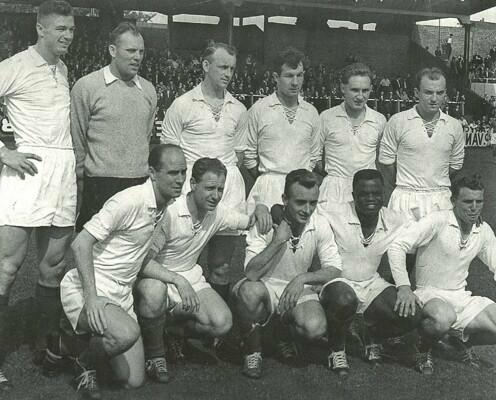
[3,0,496,24]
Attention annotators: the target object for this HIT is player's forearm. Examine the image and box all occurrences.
[387,246,411,287]
[140,258,184,286]
[295,267,341,286]
[0,146,10,163]
[245,241,286,281]
[379,162,396,187]
[71,240,98,300]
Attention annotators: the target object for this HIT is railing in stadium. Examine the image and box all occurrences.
[233,94,465,116]
[471,78,496,84]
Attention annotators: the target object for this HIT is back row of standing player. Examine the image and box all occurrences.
[0,0,471,394]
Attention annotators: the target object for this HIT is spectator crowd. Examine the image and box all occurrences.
[0,14,468,120]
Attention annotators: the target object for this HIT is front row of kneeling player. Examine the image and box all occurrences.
[43,149,496,398]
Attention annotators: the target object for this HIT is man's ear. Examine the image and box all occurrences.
[202,59,209,74]
[108,44,117,59]
[148,166,157,182]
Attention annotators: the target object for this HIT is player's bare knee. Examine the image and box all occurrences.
[108,321,140,354]
[322,282,357,320]
[299,315,326,340]
[123,375,145,390]
[0,263,18,291]
[422,303,456,335]
[209,263,230,284]
[212,308,233,336]
[39,261,66,284]
[238,281,265,310]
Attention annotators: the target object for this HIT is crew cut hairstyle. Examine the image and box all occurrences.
[202,42,237,62]
[148,144,182,171]
[109,21,141,45]
[191,158,227,182]
[352,169,384,192]
[273,46,305,75]
[340,62,373,84]
[284,169,319,196]
[37,0,73,22]
[451,174,484,199]
[415,67,446,88]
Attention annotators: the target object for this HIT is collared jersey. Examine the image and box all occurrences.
[102,65,142,90]
[0,46,71,149]
[150,195,250,272]
[161,84,247,167]
[84,179,162,286]
[321,202,407,281]
[388,210,496,290]
[379,107,464,189]
[320,103,386,177]
[243,93,321,173]
[245,212,342,282]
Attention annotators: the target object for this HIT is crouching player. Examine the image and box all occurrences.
[388,175,496,375]
[43,145,187,399]
[135,158,271,383]
[234,169,342,379]
[319,169,420,377]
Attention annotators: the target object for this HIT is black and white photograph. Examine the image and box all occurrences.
[1,0,496,399]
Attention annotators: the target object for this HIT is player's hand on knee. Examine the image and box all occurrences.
[175,277,200,313]
[279,276,304,314]
[394,286,421,318]
[86,295,110,335]
[0,148,42,179]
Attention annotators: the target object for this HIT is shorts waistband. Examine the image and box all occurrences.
[395,186,451,193]
[19,144,74,151]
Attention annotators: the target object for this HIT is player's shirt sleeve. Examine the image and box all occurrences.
[317,219,342,271]
[218,206,250,232]
[160,98,183,146]
[309,108,321,170]
[449,120,465,171]
[146,82,158,141]
[234,107,249,152]
[0,57,21,149]
[388,213,444,287]
[242,104,260,170]
[378,116,399,165]
[317,112,328,161]
[244,224,271,268]
[377,113,387,142]
[83,194,134,242]
[0,57,19,99]
[70,79,91,179]
[477,224,496,280]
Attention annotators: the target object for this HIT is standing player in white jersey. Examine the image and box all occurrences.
[0,1,75,390]
[317,63,386,210]
[379,67,464,221]
[378,67,464,348]
[243,47,321,214]
[161,42,256,303]
[135,158,270,383]
[389,175,496,375]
